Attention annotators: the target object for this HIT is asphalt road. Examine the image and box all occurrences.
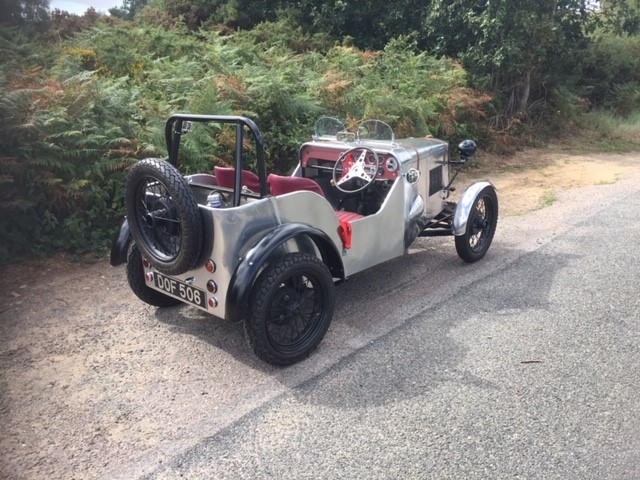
[4,161,638,480]
[105,171,640,479]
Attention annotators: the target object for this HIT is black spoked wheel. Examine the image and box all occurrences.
[126,243,182,307]
[125,158,202,276]
[246,252,335,366]
[455,186,498,263]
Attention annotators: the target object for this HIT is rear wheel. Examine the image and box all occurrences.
[246,252,335,366]
[455,186,498,263]
[125,158,202,276]
[126,243,181,307]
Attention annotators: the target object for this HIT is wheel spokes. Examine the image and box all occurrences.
[469,197,492,251]
[137,178,182,259]
[267,274,321,346]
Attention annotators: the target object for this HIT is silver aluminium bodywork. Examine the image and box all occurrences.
[139,121,493,321]
[452,181,495,236]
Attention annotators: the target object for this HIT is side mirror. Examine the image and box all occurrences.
[458,139,477,160]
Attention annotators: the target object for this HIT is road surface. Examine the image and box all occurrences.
[1,152,639,479]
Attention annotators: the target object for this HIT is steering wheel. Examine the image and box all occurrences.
[332,147,381,193]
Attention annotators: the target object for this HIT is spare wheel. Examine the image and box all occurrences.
[125,158,203,275]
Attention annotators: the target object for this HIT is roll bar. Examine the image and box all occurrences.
[164,114,268,206]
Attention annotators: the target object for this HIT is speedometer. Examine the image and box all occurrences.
[385,157,398,172]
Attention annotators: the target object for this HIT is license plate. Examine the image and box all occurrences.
[153,272,207,308]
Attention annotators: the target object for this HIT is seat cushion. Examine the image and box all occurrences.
[214,166,260,192]
[267,174,326,197]
[335,211,364,223]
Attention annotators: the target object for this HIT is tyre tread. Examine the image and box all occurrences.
[455,186,498,263]
[125,158,203,275]
[126,243,182,307]
[246,252,334,366]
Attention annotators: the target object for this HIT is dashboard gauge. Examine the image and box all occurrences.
[385,157,398,172]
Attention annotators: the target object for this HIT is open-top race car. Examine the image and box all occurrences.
[111,115,498,365]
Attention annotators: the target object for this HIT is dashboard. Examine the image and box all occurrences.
[300,145,399,182]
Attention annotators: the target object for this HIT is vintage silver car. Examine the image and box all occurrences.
[111,115,498,365]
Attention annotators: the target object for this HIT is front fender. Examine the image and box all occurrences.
[110,218,131,266]
[453,182,496,236]
[225,222,343,323]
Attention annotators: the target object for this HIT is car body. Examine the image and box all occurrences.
[111,114,498,365]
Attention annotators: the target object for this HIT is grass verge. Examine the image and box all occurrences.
[569,111,640,152]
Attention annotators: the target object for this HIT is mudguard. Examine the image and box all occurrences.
[225,222,343,323]
[110,218,131,266]
[452,182,496,236]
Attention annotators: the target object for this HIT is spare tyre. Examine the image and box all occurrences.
[125,158,203,276]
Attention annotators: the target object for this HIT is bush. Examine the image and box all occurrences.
[578,33,640,115]
[0,19,490,263]
[0,28,141,262]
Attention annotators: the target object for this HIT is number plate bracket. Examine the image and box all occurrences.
[152,272,207,309]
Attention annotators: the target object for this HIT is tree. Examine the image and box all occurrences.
[49,7,101,38]
[597,0,640,34]
[274,0,429,50]
[424,0,590,121]
[109,0,147,20]
[0,0,50,25]
[160,0,278,30]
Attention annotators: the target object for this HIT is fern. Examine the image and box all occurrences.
[0,17,491,263]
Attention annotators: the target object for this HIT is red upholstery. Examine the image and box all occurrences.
[336,211,364,249]
[267,174,326,197]
[214,166,260,192]
[267,174,365,249]
[335,211,364,223]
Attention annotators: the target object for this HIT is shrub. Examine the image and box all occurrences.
[578,33,640,115]
[0,19,490,262]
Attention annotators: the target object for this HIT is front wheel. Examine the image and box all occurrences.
[455,186,498,263]
[246,252,335,366]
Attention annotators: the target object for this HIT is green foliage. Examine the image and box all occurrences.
[0,28,139,262]
[48,7,102,39]
[0,0,50,25]
[109,0,148,20]
[5,0,640,263]
[424,0,590,125]
[596,0,640,35]
[577,33,640,115]
[572,109,640,151]
[0,71,139,258]
[279,0,428,51]
[1,19,481,262]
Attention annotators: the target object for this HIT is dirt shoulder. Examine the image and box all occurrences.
[0,148,638,480]
[463,148,639,217]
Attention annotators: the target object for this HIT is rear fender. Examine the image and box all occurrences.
[226,223,343,323]
[110,218,131,266]
[453,182,496,236]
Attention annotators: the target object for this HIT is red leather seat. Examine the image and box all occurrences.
[335,211,363,223]
[267,174,326,197]
[214,166,260,192]
[267,174,364,249]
